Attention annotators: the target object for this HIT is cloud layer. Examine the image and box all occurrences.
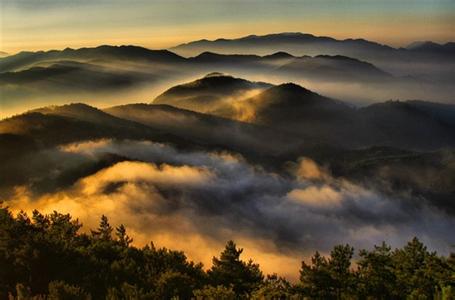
[6,139,455,280]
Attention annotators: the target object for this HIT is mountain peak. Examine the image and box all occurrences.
[406,41,440,50]
[272,83,315,95]
[32,103,102,116]
[262,51,294,59]
[204,72,227,78]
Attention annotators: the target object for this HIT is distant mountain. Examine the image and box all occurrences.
[1,40,453,120]
[153,73,272,114]
[262,51,295,60]
[171,32,455,82]
[276,55,392,82]
[173,32,455,60]
[0,47,188,113]
[153,75,361,146]
[406,41,455,54]
[0,103,170,147]
[405,100,455,127]
[0,61,147,90]
[0,102,300,164]
[0,45,184,73]
[154,74,455,150]
[171,32,396,59]
[0,51,8,58]
[189,51,263,64]
[236,83,363,146]
[360,100,455,150]
[247,84,455,149]
[187,52,392,83]
[105,103,300,156]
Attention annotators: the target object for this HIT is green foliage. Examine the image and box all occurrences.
[193,285,236,300]
[328,244,355,299]
[391,237,451,298]
[1,205,454,299]
[115,224,133,247]
[299,251,335,299]
[154,270,196,299]
[91,215,113,241]
[47,281,90,300]
[105,282,148,300]
[208,240,264,296]
[357,242,395,299]
[251,274,296,299]
[0,207,204,299]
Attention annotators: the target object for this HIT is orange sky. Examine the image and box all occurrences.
[1,0,454,54]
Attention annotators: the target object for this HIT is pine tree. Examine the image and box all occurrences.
[208,240,263,296]
[91,215,113,241]
[357,242,395,299]
[328,244,354,299]
[115,224,133,247]
[299,251,334,298]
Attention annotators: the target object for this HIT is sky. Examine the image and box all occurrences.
[1,0,455,54]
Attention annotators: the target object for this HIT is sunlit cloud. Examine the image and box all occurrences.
[5,139,455,280]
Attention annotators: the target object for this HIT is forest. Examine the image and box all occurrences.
[1,205,454,299]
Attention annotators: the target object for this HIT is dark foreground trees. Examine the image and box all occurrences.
[1,206,454,299]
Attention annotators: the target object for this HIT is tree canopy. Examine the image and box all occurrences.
[0,205,454,299]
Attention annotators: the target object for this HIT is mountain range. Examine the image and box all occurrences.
[1,32,453,116]
[172,32,455,63]
[154,73,455,150]
[1,33,454,213]
[1,79,454,213]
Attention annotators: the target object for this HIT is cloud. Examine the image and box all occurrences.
[6,139,455,280]
[288,186,342,207]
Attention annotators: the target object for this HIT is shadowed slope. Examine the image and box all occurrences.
[153,73,272,113]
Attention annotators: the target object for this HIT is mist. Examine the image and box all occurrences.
[5,139,455,280]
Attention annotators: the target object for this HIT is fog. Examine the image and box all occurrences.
[6,139,455,280]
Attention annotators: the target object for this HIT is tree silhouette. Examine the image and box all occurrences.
[91,215,113,241]
[115,224,133,247]
[208,240,263,296]
[1,206,454,299]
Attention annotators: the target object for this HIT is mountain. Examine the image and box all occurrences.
[406,41,455,54]
[153,73,272,114]
[1,42,452,118]
[172,32,455,61]
[0,103,176,196]
[1,100,454,214]
[154,74,455,150]
[0,46,190,116]
[262,51,295,60]
[360,100,455,150]
[276,55,392,82]
[171,32,395,58]
[0,45,185,73]
[236,83,364,146]
[0,51,8,58]
[0,103,171,147]
[0,61,148,91]
[0,101,304,197]
[171,32,455,85]
[153,75,362,146]
[230,84,455,149]
[0,101,302,168]
[105,103,300,156]
[186,52,392,83]
[189,51,263,64]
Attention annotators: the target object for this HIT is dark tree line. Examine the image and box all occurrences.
[0,206,454,299]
